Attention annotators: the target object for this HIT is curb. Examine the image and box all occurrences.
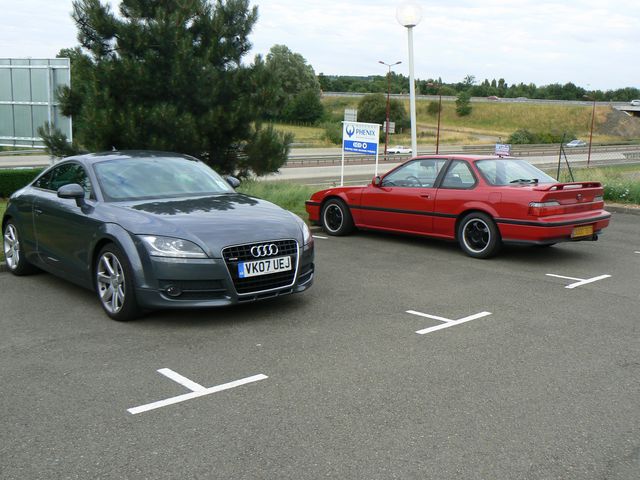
[606,203,640,216]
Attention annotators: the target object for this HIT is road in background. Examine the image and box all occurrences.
[2,144,640,187]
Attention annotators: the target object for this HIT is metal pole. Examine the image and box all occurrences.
[436,94,442,154]
[407,26,418,157]
[587,98,596,167]
[385,66,391,156]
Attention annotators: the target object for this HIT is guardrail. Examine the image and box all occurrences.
[284,144,640,167]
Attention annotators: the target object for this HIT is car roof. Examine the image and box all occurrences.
[413,154,512,163]
[60,150,200,165]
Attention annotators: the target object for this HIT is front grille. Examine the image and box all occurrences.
[222,239,298,295]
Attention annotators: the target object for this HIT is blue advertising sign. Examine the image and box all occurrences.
[343,122,379,155]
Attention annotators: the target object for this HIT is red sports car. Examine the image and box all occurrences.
[305,155,611,258]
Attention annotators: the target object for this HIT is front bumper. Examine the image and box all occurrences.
[134,242,314,309]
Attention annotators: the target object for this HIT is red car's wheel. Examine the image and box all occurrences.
[321,199,354,236]
[457,212,501,259]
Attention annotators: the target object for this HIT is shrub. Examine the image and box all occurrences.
[0,168,43,198]
[322,122,342,145]
[455,91,472,116]
[508,129,536,144]
[427,101,441,116]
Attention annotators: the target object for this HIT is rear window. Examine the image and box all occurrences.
[476,159,556,186]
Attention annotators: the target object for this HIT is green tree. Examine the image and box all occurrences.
[455,91,472,116]
[357,93,409,138]
[56,0,289,175]
[264,44,321,120]
[282,89,324,124]
[427,101,441,116]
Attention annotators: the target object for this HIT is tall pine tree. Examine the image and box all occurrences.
[55,0,290,175]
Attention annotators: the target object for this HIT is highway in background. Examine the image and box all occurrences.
[2,143,639,187]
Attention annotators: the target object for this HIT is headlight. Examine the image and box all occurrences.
[289,212,312,245]
[301,221,312,245]
[139,235,207,258]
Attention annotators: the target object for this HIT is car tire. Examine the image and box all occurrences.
[95,243,141,321]
[3,221,38,275]
[457,212,501,259]
[321,199,354,236]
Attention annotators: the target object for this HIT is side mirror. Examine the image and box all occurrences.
[57,183,86,207]
[373,175,382,187]
[226,176,240,189]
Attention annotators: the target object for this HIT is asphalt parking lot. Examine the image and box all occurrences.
[1,212,639,479]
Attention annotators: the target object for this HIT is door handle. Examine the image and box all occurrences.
[420,194,430,198]
[34,208,43,215]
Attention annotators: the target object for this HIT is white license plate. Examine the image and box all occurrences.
[238,256,292,278]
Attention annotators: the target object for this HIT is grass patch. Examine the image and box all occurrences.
[272,123,334,147]
[319,96,629,147]
[237,180,316,220]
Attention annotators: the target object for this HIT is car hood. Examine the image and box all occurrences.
[105,194,302,256]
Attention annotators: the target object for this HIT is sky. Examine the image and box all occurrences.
[0,0,638,91]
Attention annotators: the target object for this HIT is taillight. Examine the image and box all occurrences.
[528,201,562,216]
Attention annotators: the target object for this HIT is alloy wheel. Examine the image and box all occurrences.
[96,252,126,314]
[463,218,490,253]
[3,224,20,270]
[324,204,343,232]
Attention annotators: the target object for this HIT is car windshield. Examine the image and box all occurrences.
[475,159,556,186]
[94,156,234,201]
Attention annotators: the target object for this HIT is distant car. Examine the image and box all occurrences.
[487,96,500,101]
[2,151,314,320]
[630,99,640,106]
[566,139,587,147]
[387,145,412,154]
[305,155,610,259]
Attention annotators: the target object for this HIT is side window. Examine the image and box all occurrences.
[382,159,447,188]
[49,163,94,198]
[441,161,476,189]
[33,170,54,190]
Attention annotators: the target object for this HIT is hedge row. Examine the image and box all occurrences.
[0,168,44,198]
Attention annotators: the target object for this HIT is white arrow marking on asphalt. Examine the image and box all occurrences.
[545,273,611,289]
[128,370,268,415]
[407,310,492,335]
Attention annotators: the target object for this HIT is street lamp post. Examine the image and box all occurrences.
[379,60,401,157]
[427,82,442,154]
[584,94,596,167]
[396,2,422,158]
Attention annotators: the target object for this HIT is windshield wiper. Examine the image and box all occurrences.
[510,178,538,184]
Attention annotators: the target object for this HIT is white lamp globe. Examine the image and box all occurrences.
[396,2,423,27]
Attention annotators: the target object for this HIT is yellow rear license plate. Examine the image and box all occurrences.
[571,225,593,238]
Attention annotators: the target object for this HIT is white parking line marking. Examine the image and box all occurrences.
[158,368,206,392]
[128,372,268,415]
[635,251,640,254]
[312,235,328,239]
[546,273,611,289]
[407,310,492,335]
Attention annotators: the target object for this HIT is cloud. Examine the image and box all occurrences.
[0,0,638,89]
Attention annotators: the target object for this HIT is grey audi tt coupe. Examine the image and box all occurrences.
[2,151,314,320]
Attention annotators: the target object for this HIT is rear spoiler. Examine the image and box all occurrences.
[533,181,602,191]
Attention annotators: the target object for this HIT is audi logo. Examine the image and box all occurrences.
[251,244,278,257]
